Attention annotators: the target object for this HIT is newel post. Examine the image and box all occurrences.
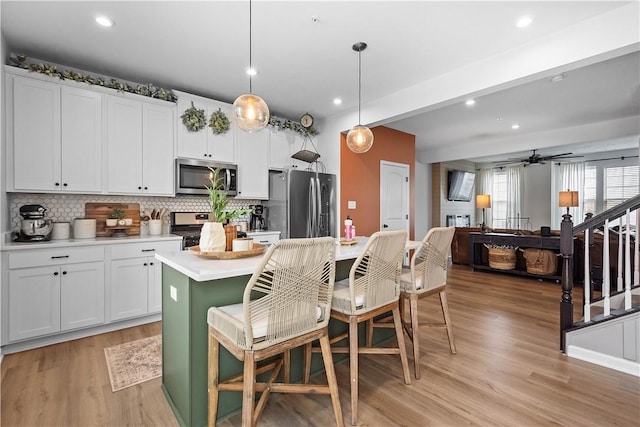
[559,212,574,352]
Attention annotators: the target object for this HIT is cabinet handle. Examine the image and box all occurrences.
[141,249,155,252]
[204,153,208,157]
[54,271,59,276]
[150,262,154,266]
[62,271,67,275]
[144,186,148,190]
[63,183,68,187]
[138,186,142,190]
[55,182,60,187]
[143,262,148,266]
[51,255,70,259]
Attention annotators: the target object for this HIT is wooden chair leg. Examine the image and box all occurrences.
[303,342,312,384]
[409,295,421,379]
[440,291,457,354]
[207,331,220,427]
[366,319,374,347]
[392,306,412,385]
[319,334,345,427]
[349,317,359,425]
[242,351,257,427]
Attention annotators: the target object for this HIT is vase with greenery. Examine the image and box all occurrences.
[199,168,253,252]
[106,208,126,226]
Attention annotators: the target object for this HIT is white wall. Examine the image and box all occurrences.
[414,161,431,239]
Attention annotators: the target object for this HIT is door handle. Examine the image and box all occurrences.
[383,224,389,228]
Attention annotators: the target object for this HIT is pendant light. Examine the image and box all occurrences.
[346,42,374,153]
[232,0,269,132]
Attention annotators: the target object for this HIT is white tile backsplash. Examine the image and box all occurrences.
[8,193,259,231]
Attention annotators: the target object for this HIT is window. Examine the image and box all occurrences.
[583,165,597,215]
[491,170,507,228]
[604,165,639,210]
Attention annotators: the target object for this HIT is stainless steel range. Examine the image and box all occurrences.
[171,212,246,249]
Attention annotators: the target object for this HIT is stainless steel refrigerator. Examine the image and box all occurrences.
[264,169,336,239]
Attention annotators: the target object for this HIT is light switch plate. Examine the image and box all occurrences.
[170,285,178,302]
[348,200,356,209]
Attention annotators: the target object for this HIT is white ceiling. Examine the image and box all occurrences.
[2,1,639,163]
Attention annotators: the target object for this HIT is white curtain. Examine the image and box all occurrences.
[477,168,493,227]
[506,166,524,229]
[552,162,585,227]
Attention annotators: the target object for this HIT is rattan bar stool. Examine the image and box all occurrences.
[398,226,457,379]
[305,230,411,425]
[207,237,343,427]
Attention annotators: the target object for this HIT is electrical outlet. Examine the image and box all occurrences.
[348,200,356,209]
[170,285,178,302]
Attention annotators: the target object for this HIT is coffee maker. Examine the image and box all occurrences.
[250,204,266,231]
[16,204,53,241]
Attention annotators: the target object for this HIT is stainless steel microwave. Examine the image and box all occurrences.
[175,158,237,196]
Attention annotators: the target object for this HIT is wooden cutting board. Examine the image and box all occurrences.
[85,203,140,237]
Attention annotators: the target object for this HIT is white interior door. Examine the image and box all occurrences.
[380,161,409,233]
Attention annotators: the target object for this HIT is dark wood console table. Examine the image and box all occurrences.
[468,232,562,281]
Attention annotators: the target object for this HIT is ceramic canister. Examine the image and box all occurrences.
[51,222,71,240]
[73,218,97,239]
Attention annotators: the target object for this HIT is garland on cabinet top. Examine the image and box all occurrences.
[180,102,319,137]
[8,53,177,102]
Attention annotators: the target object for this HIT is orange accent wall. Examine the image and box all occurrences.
[340,126,415,239]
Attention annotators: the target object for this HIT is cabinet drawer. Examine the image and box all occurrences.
[8,246,104,269]
[109,241,180,260]
[487,235,514,246]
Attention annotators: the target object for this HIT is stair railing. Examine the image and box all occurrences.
[560,194,640,351]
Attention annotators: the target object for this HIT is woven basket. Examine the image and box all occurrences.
[522,248,558,275]
[487,247,516,270]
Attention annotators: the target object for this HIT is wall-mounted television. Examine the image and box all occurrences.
[447,170,476,201]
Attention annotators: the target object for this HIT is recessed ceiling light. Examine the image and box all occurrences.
[333,98,342,105]
[551,73,566,83]
[496,117,503,121]
[246,68,257,76]
[512,123,520,130]
[465,99,476,107]
[95,16,113,27]
[516,15,533,28]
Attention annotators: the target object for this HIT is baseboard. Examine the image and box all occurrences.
[567,345,640,377]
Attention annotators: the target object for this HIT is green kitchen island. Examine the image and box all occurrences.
[156,238,419,426]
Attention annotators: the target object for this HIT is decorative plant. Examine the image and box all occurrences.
[108,208,126,220]
[108,209,126,220]
[206,168,252,222]
[9,53,177,102]
[181,101,206,132]
[209,108,231,135]
[269,115,318,136]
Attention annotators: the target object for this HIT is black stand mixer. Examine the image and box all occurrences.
[15,204,52,241]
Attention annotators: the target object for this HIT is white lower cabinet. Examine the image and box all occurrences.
[108,241,180,321]
[8,260,104,341]
[3,239,180,347]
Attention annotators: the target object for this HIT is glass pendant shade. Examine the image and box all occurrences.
[346,125,374,153]
[232,93,269,132]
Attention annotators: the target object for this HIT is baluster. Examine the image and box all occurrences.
[625,209,632,310]
[583,229,591,322]
[603,219,611,316]
[635,208,639,287]
[617,218,623,292]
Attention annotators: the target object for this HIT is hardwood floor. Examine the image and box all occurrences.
[2,265,639,426]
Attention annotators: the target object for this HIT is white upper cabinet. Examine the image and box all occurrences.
[269,129,312,170]
[106,95,175,196]
[175,90,235,163]
[9,74,103,192]
[236,128,269,199]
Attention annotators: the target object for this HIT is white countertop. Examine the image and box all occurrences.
[1,233,182,251]
[156,237,421,282]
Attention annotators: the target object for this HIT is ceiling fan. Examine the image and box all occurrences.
[494,149,583,167]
